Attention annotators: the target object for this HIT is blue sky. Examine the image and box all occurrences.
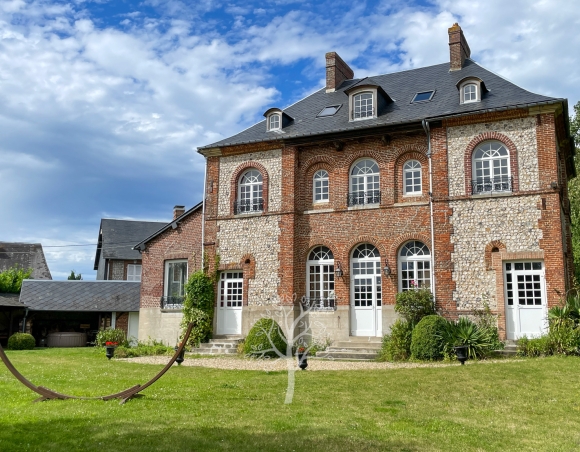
[1,0,579,280]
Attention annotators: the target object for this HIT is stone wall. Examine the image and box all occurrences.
[449,195,542,310]
[217,215,281,306]
[111,261,125,280]
[217,148,282,216]
[447,117,538,196]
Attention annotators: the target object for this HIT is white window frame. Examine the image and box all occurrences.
[472,141,511,194]
[349,158,380,205]
[352,91,374,120]
[459,79,482,104]
[398,241,431,292]
[306,246,335,303]
[164,260,188,299]
[127,264,141,282]
[313,169,329,203]
[237,169,264,214]
[268,113,281,131]
[403,160,422,195]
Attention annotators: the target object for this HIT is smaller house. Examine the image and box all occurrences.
[94,219,167,281]
[19,280,140,346]
[0,294,26,346]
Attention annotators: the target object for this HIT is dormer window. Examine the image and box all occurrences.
[268,114,281,130]
[457,77,487,104]
[353,92,374,120]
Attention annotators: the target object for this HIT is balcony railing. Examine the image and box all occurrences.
[234,198,264,215]
[471,176,513,195]
[161,296,184,310]
[301,297,337,311]
[347,190,381,206]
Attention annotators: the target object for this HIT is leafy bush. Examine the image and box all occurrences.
[472,302,503,351]
[548,294,580,328]
[395,288,435,324]
[441,317,496,359]
[517,335,553,357]
[114,340,175,358]
[95,328,128,347]
[378,319,413,362]
[518,319,580,357]
[243,318,287,358]
[410,315,447,361]
[0,266,32,293]
[181,270,214,347]
[7,332,36,350]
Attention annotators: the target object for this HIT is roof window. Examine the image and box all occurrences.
[412,91,435,103]
[317,105,342,117]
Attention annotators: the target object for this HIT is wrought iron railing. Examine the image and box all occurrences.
[471,176,513,194]
[347,190,381,206]
[301,297,337,311]
[234,198,264,214]
[161,296,184,310]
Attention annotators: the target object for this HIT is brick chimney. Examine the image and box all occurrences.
[173,205,185,220]
[325,52,354,92]
[448,23,471,71]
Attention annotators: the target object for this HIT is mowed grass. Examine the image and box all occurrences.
[1,349,579,452]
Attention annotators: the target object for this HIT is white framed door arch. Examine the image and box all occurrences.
[350,243,382,337]
[216,271,243,335]
[398,241,432,291]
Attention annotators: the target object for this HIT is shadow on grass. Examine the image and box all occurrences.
[0,417,420,452]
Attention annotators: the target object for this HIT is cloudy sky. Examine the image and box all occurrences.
[1,0,579,280]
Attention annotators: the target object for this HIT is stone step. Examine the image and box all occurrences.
[316,350,378,361]
[333,342,382,350]
[209,338,241,344]
[198,342,238,349]
[188,348,238,355]
[340,336,383,343]
[213,335,243,340]
[327,346,381,353]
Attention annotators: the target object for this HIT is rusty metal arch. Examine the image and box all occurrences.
[0,322,194,404]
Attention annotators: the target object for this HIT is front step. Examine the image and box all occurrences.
[317,336,382,360]
[494,340,518,357]
[190,338,242,356]
[316,350,379,360]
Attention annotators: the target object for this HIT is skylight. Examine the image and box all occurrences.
[412,91,435,103]
[317,105,342,117]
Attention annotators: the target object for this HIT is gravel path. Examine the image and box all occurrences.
[118,355,520,371]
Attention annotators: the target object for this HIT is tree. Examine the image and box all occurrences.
[67,270,82,280]
[0,266,33,293]
[568,101,580,281]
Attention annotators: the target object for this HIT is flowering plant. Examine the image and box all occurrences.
[296,346,306,354]
[105,341,118,347]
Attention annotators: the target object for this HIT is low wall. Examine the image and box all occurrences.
[138,308,184,346]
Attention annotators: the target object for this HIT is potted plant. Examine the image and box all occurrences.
[105,341,118,360]
[175,342,186,365]
[296,346,308,370]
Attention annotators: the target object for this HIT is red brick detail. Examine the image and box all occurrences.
[229,161,270,215]
[484,241,506,270]
[463,132,519,195]
[302,162,333,210]
[342,236,388,261]
[302,239,341,262]
[115,312,129,334]
[388,233,432,263]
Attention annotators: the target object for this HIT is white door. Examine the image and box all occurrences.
[217,271,243,335]
[504,261,547,340]
[127,312,139,345]
[350,244,382,336]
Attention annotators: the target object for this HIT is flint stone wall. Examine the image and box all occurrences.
[447,117,539,196]
[217,215,281,306]
[450,195,542,310]
[217,148,282,216]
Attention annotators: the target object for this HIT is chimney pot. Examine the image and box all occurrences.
[325,52,354,92]
[173,205,185,220]
[448,23,471,71]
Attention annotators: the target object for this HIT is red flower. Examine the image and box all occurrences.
[105,341,118,346]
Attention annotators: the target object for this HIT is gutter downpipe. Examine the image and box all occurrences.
[201,157,208,271]
[422,119,436,300]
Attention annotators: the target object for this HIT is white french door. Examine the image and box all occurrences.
[504,261,547,340]
[350,244,382,336]
[217,272,243,335]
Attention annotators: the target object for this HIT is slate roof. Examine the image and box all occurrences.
[19,280,140,312]
[199,59,560,150]
[133,202,203,251]
[0,242,52,280]
[0,293,26,308]
[94,219,167,269]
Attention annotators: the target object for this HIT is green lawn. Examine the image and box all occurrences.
[1,348,579,451]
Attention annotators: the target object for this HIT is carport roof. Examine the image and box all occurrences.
[19,280,140,312]
[0,293,26,308]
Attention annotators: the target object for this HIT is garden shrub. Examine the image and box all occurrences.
[439,317,496,360]
[243,318,287,358]
[410,315,447,360]
[378,319,413,362]
[7,332,36,350]
[518,319,580,357]
[395,287,435,324]
[472,303,503,351]
[95,328,128,347]
[517,336,553,357]
[181,270,215,347]
[114,340,174,358]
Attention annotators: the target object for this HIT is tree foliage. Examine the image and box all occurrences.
[67,270,82,280]
[180,269,215,347]
[0,266,32,293]
[568,101,580,281]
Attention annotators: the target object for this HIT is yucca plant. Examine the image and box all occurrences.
[439,317,494,359]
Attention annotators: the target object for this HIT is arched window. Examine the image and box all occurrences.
[353,92,374,120]
[403,160,422,195]
[236,169,263,214]
[463,83,477,103]
[313,170,329,203]
[268,114,281,130]
[472,141,511,194]
[349,159,380,206]
[306,246,335,309]
[398,241,431,291]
